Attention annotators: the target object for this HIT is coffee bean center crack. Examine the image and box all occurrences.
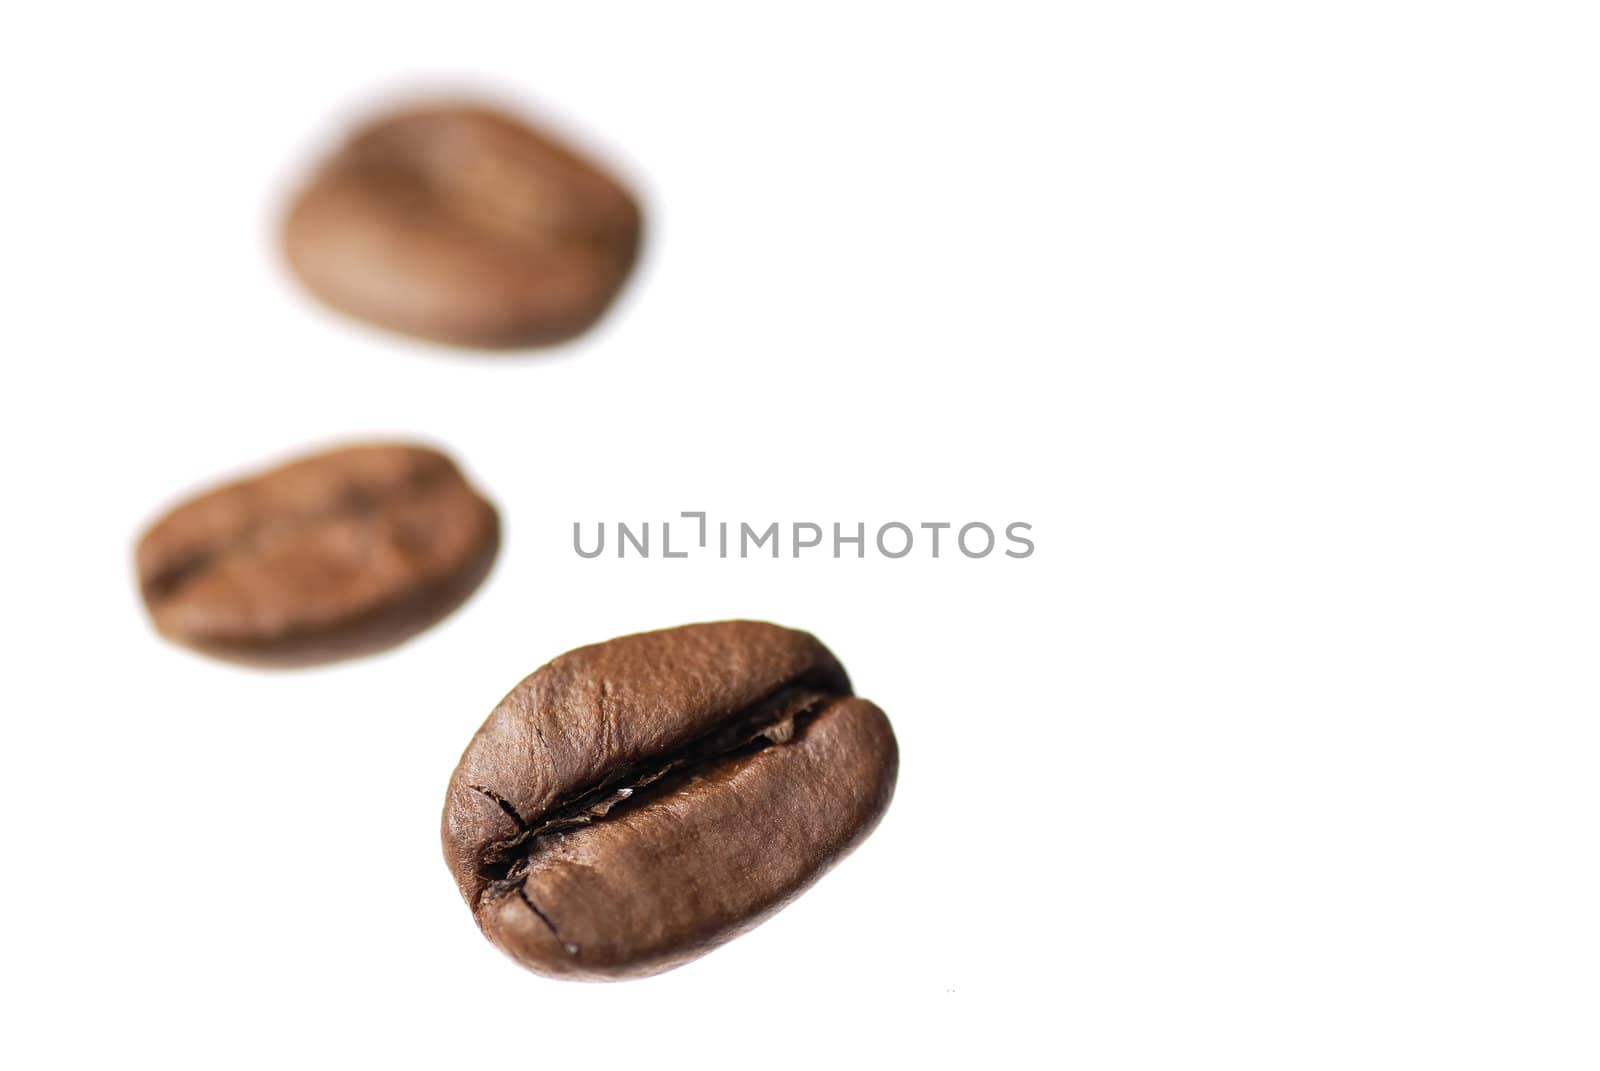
[469,682,840,953]
[143,463,457,604]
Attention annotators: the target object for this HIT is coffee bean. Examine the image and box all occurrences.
[136,443,499,666]
[281,102,642,349]
[442,620,898,980]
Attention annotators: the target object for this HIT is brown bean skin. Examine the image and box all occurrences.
[442,621,899,980]
[136,443,499,667]
[280,103,642,350]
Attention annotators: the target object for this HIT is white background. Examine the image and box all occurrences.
[2,3,1597,1067]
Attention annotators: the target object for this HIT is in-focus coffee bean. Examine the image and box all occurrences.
[281,101,642,349]
[442,620,898,980]
[136,443,499,666]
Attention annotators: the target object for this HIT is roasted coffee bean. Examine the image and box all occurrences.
[136,443,499,666]
[281,102,642,349]
[442,620,898,980]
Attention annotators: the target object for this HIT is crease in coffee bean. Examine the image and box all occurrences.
[473,682,841,909]
[143,463,456,604]
[425,145,619,248]
[359,142,593,252]
[514,886,578,956]
[468,785,530,833]
[388,175,622,261]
